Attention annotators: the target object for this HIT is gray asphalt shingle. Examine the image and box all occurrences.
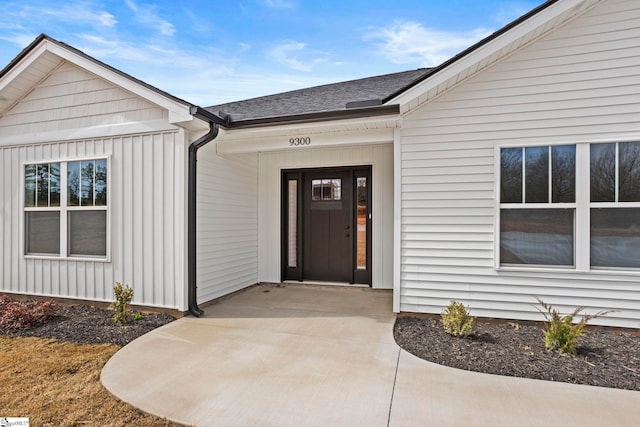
[206,68,430,120]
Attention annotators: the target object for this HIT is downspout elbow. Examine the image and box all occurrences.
[187,122,219,317]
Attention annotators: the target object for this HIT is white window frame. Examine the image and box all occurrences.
[495,142,582,272]
[496,141,640,273]
[588,141,640,271]
[22,156,111,262]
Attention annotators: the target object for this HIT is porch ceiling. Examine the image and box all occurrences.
[215,114,399,155]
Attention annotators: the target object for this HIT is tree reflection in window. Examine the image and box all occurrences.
[24,163,60,207]
[591,141,640,202]
[501,145,575,203]
[68,159,107,206]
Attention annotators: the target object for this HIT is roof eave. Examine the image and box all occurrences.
[224,104,400,129]
[382,0,564,104]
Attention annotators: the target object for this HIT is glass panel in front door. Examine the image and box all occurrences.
[356,176,367,269]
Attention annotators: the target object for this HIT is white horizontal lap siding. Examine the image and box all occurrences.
[399,0,640,328]
[0,61,166,138]
[0,131,187,310]
[258,144,394,288]
[195,144,258,303]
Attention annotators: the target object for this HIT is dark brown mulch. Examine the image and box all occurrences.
[394,316,640,391]
[0,302,176,346]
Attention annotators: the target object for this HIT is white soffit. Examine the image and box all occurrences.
[388,0,599,114]
[216,115,399,155]
[0,38,194,124]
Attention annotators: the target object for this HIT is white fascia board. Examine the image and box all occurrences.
[222,113,399,140]
[388,0,589,111]
[43,40,194,124]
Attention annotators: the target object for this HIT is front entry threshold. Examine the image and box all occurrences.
[282,280,369,288]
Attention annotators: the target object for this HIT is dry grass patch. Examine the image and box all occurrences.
[0,336,182,426]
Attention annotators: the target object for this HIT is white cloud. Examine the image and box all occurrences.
[363,20,492,67]
[0,2,117,29]
[267,41,330,72]
[124,0,175,37]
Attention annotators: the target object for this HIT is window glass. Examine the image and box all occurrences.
[590,143,616,202]
[312,178,342,201]
[322,179,331,200]
[551,145,575,203]
[25,211,60,254]
[500,148,522,203]
[312,179,322,201]
[525,146,549,203]
[500,209,574,266]
[69,210,107,256]
[591,208,640,268]
[25,163,60,207]
[618,141,640,202]
[36,164,50,206]
[332,179,341,200]
[287,180,297,268]
[357,177,367,269]
[68,161,80,206]
[25,164,36,207]
[95,159,108,206]
[80,160,95,206]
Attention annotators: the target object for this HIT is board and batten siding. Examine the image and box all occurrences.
[399,0,640,327]
[0,131,189,310]
[195,144,259,303]
[259,144,394,288]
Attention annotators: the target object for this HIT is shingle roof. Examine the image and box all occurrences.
[206,68,431,120]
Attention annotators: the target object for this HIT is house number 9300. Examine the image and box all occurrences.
[289,137,311,146]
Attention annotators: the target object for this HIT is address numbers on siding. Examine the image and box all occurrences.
[289,137,311,146]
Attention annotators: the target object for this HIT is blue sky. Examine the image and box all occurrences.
[0,0,544,106]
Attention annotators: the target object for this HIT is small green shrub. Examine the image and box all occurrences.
[536,298,610,355]
[441,300,475,337]
[110,282,134,323]
[133,311,144,321]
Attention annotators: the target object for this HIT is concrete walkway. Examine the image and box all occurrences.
[101,284,640,427]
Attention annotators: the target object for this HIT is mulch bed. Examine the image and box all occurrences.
[394,315,640,391]
[0,302,176,346]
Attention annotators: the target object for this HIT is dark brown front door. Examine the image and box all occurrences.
[302,170,353,282]
[282,166,372,285]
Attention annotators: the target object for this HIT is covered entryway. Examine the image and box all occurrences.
[282,166,372,285]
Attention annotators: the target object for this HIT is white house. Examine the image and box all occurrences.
[1,0,639,328]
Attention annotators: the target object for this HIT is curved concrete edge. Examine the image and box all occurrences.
[100,284,640,427]
[390,350,640,427]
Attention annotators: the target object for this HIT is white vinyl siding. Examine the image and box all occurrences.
[195,145,258,303]
[0,61,168,144]
[0,131,188,310]
[399,0,640,328]
[259,144,394,289]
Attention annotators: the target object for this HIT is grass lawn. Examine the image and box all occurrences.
[0,335,183,426]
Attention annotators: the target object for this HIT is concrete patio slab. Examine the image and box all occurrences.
[101,283,640,427]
